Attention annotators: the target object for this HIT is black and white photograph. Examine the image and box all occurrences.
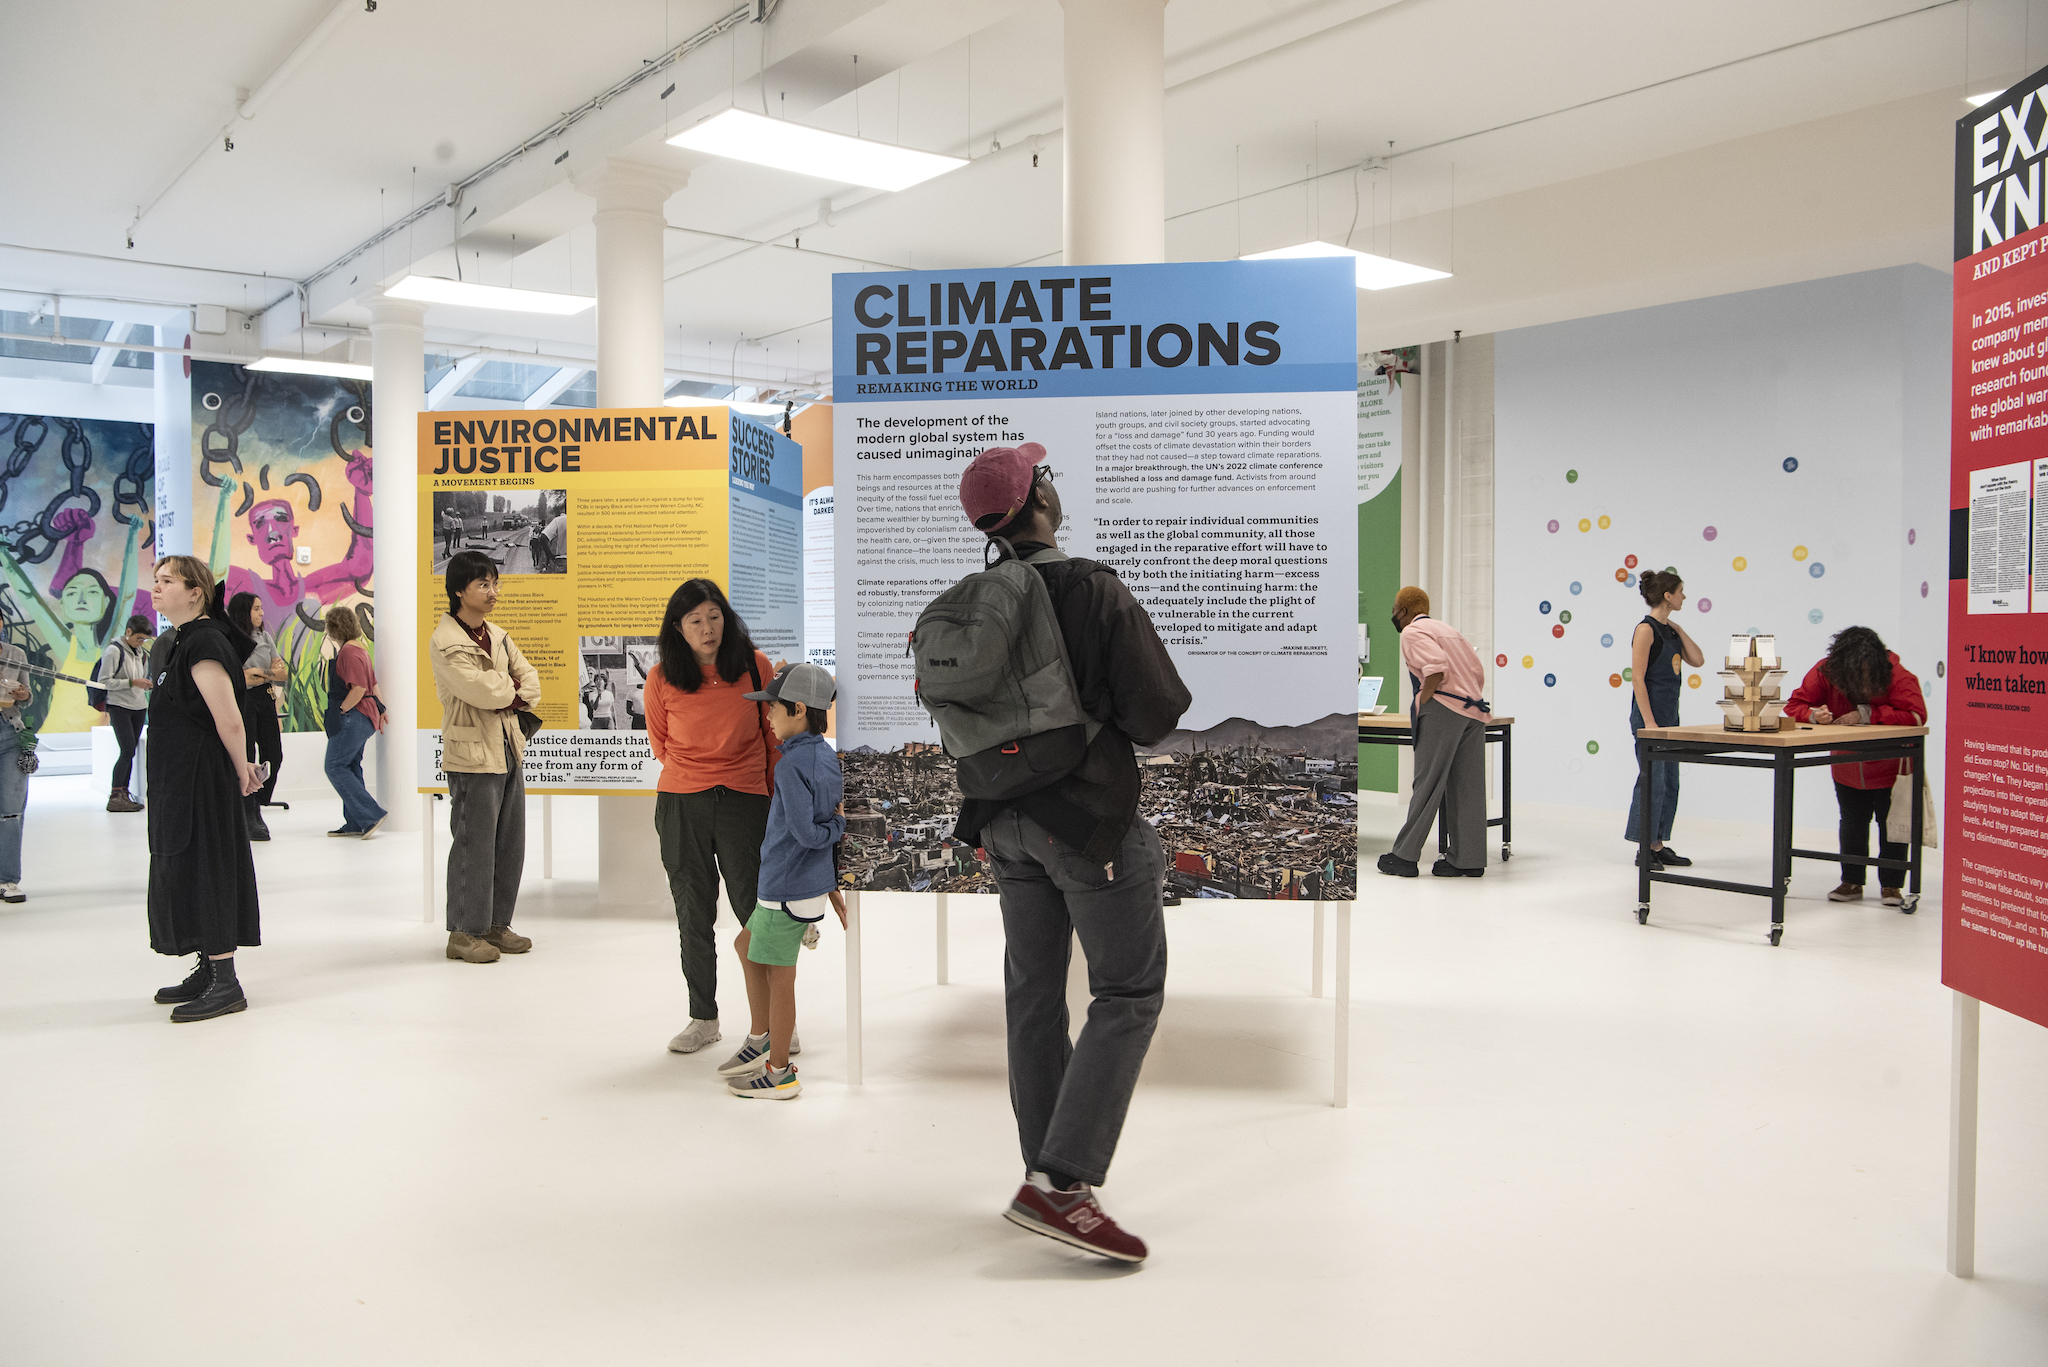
[431,488,567,575]
[578,635,655,730]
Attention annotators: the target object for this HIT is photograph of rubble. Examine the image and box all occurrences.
[838,712,1357,901]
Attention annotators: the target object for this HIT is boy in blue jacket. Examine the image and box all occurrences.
[721,663,844,1099]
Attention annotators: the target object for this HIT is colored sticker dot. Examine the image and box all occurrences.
[1626,572,1637,587]
[1614,568,1628,583]
[1578,518,1592,532]
[1697,598,1712,612]
[1547,519,1560,533]
[1783,457,1799,473]
[1565,469,1578,483]
[1586,741,1600,754]
[1598,515,1611,529]
[1702,526,1718,541]
[1495,653,1508,667]
[1622,667,1634,682]
[1569,581,1582,595]
[1808,608,1824,624]
[1665,566,1676,573]
[1543,673,1557,687]
[1809,562,1825,578]
[1793,545,1808,561]
[1522,655,1534,669]
[1624,554,1638,569]
[1559,610,1573,625]
[1687,674,1701,689]
[1539,600,1552,614]
[1908,528,1917,545]
[1920,581,1929,598]
[1608,673,1623,688]
[1600,633,1614,647]
[1551,625,1566,639]
[1732,557,1747,571]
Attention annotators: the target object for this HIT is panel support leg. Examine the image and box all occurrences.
[845,890,863,1086]
[935,890,949,985]
[1333,901,1352,1108]
[421,792,436,925]
[1948,990,1981,1278]
[542,794,553,879]
[1311,899,1325,998]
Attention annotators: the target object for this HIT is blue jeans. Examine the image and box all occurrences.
[0,724,25,884]
[1624,702,1680,844]
[324,710,387,831]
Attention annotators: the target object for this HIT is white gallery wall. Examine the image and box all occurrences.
[1493,265,1950,825]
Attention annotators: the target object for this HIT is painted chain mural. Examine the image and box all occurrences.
[190,361,374,732]
[0,414,155,739]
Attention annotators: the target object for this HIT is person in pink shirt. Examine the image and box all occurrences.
[1378,586,1490,878]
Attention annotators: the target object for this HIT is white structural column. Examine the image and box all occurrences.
[1060,0,1167,265]
[576,158,688,910]
[370,293,427,832]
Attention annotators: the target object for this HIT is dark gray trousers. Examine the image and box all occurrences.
[655,788,769,1022]
[982,806,1167,1187]
[445,744,525,935]
[1393,699,1487,868]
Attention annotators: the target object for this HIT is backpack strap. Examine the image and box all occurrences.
[748,655,773,792]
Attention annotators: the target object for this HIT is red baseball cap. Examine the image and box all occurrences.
[958,442,1045,531]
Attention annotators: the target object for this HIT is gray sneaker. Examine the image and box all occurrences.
[715,1030,802,1076]
[667,1019,721,1054]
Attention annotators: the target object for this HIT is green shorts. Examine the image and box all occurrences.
[744,898,825,967]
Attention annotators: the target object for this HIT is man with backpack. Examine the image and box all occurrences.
[929,442,1190,1264]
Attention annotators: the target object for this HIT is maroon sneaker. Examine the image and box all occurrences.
[1004,1178,1149,1263]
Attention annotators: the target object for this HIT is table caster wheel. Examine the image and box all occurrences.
[1769,927,1783,947]
[1635,905,1649,925]
[1501,845,1512,861]
[1900,895,1919,914]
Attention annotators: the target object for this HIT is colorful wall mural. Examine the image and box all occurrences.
[190,361,373,732]
[0,413,155,737]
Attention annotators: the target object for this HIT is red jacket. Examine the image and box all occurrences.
[1781,652,1927,788]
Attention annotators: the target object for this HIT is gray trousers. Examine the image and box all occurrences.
[982,806,1167,1187]
[445,743,525,935]
[1393,699,1487,868]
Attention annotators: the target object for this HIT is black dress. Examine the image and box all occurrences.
[147,617,260,956]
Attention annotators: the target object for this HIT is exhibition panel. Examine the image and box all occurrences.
[412,406,801,793]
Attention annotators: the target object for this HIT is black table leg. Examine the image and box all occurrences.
[1636,742,1653,924]
[1769,750,1793,946]
[1905,736,1925,914]
[1501,725,1513,861]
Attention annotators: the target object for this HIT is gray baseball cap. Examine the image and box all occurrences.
[744,661,837,710]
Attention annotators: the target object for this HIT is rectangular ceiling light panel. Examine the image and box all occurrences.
[668,108,965,192]
[247,356,376,381]
[1241,240,1452,291]
[386,275,595,315]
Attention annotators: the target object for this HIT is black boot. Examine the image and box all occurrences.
[154,953,211,1004]
[170,955,247,1022]
[245,798,270,842]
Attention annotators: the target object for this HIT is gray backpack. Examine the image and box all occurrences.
[911,541,1101,799]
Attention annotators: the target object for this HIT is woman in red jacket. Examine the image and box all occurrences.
[1782,626,1927,906]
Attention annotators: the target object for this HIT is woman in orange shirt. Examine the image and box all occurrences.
[645,579,778,1057]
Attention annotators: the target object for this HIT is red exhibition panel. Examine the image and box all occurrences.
[1946,68,2048,1028]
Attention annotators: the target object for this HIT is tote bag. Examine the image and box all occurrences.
[1885,761,1938,849]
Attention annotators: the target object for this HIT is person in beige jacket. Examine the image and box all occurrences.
[431,551,543,963]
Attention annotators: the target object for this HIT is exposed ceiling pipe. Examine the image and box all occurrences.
[126,0,372,247]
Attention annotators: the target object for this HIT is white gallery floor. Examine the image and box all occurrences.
[3,777,2044,1365]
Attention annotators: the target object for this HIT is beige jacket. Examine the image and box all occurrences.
[430,614,542,774]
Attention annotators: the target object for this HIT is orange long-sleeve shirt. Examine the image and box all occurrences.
[643,650,779,795]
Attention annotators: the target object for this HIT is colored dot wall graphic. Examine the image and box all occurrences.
[1496,653,1508,667]
[1809,562,1825,578]
[1547,519,1559,533]
[1614,568,1627,582]
[1578,518,1591,532]
[1793,545,1808,561]
[1598,515,1611,529]
[1908,528,1917,545]
[1522,655,1534,668]
[1702,526,1717,540]
[1608,673,1622,687]
[1921,581,1929,597]
[1560,610,1573,624]
[1544,674,1556,687]
[1626,572,1637,587]
[1586,741,1600,754]
[1809,608,1824,624]
[1539,600,1552,614]
[1566,469,1578,482]
[1569,581,1582,594]
[1600,633,1614,647]
[1783,457,1799,472]
[1733,556,1747,571]
[1624,554,1638,569]
[1623,667,1634,682]
[1698,598,1712,612]
[1688,674,1701,688]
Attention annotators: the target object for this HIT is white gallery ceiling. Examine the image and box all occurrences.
[1,0,2040,390]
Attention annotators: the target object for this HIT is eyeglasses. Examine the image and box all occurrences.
[1032,465,1055,487]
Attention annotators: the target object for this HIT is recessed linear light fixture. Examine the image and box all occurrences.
[667,108,966,192]
[1241,240,1452,291]
[246,356,376,381]
[1965,90,2008,108]
[386,275,595,315]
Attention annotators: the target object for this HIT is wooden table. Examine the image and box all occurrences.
[1631,721,1930,945]
[1358,712,1517,862]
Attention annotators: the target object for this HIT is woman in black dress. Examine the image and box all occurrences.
[147,556,263,1022]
